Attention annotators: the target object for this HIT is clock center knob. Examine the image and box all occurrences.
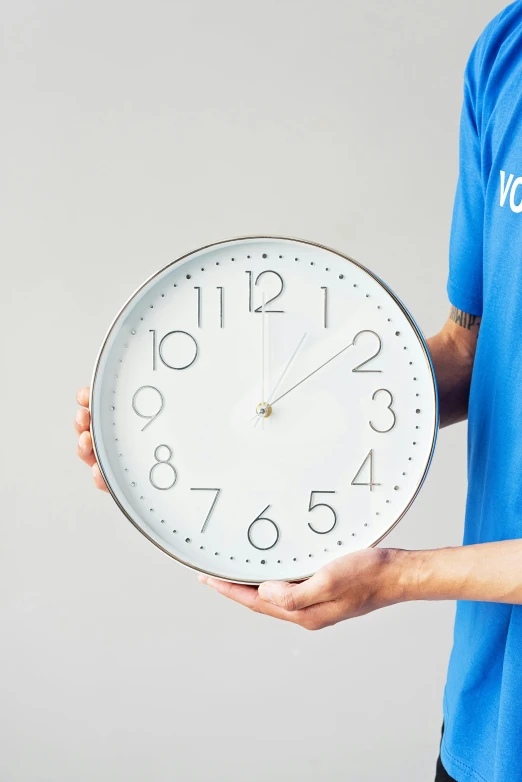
[256,402,273,419]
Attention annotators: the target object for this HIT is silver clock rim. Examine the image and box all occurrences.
[90,235,440,586]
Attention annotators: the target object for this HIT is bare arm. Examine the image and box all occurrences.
[427,306,481,428]
[199,540,522,630]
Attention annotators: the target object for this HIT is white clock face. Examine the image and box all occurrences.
[91,237,438,584]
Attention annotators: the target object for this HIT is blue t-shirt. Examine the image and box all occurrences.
[443,3,522,781]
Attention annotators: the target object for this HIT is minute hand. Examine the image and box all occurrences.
[270,340,355,406]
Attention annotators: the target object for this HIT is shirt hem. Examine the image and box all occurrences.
[441,739,491,782]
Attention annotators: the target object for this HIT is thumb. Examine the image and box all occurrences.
[258,577,323,612]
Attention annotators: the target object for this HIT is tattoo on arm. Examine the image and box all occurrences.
[450,306,481,333]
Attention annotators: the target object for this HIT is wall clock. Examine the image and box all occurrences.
[90,237,438,584]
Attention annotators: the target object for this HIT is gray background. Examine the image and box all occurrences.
[0,1,505,780]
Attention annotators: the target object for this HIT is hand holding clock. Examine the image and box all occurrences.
[75,386,108,493]
[198,547,412,629]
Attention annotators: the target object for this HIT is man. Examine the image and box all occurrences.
[75,3,522,779]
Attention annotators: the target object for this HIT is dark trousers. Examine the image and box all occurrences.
[435,725,456,782]
[436,752,456,781]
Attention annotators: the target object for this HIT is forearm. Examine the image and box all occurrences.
[426,307,480,428]
[393,541,522,604]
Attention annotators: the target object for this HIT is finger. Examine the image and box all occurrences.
[198,575,304,624]
[92,463,109,492]
[76,387,91,408]
[258,571,332,612]
[199,576,258,607]
[74,406,91,434]
[77,430,96,467]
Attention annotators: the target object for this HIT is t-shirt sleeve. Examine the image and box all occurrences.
[446,51,485,317]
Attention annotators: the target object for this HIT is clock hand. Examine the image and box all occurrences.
[267,332,308,404]
[270,339,355,407]
[254,332,307,425]
[259,295,266,429]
